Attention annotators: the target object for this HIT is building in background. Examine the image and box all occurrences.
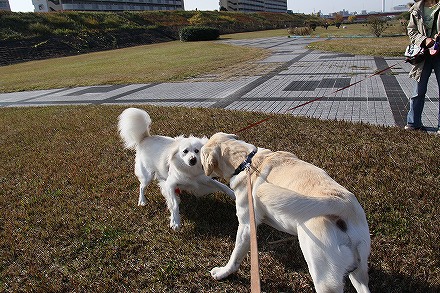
[32,0,61,12]
[32,0,184,12]
[220,0,287,13]
[393,4,409,12]
[0,0,11,11]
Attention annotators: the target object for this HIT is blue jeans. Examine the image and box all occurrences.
[407,54,440,129]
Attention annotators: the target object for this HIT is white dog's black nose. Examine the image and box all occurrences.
[189,157,197,166]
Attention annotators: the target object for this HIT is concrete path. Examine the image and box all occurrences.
[1,36,439,130]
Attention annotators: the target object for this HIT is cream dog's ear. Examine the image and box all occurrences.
[226,133,238,140]
[212,132,238,142]
[201,145,218,176]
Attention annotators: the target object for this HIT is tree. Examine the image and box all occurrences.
[334,13,344,28]
[398,11,410,21]
[347,15,357,23]
[368,16,387,37]
[188,11,208,26]
[305,21,318,31]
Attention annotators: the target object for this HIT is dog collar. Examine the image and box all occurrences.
[232,149,257,176]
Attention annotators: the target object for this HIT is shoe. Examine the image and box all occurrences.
[404,124,426,131]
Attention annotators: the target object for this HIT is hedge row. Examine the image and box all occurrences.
[0,10,320,65]
[179,26,219,41]
[0,10,319,41]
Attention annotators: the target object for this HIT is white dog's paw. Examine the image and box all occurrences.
[169,219,181,231]
[138,195,147,206]
[210,266,231,280]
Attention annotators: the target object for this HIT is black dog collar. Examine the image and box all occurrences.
[232,149,257,176]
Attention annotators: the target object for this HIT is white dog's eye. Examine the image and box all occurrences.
[183,149,188,154]
[195,149,199,153]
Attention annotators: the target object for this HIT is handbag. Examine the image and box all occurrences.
[404,43,427,65]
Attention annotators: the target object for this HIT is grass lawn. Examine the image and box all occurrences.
[0,105,439,292]
[306,22,408,57]
[0,41,270,93]
[1,25,439,292]
[222,28,291,39]
[0,25,410,93]
[308,36,408,57]
[309,22,406,38]
[0,28,291,94]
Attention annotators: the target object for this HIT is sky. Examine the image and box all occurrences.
[8,0,411,15]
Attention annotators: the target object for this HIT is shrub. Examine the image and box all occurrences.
[102,14,124,29]
[53,28,76,36]
[0,28,24,40]
[0,12,32,32]
[287,26,311,36]
[42,12,76,30]
[334,13,344,28]
[28,22,52,35]
[179,26,219,42]
[83,15,99,28]
[218,14,235,23]
[368,16,387,37]
[188,11,207,26]
[305,21,318,31]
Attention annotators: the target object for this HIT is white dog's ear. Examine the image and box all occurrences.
[167,142,181,164]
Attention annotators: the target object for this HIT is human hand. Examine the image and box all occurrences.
[425,38,435,48]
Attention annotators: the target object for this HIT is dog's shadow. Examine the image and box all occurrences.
[179,193,238,237]
[179,195,439,293]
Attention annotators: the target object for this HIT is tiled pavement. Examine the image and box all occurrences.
[1,36,439,130]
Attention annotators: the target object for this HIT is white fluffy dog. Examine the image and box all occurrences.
[201,133,371,293]
[118,109,235,230]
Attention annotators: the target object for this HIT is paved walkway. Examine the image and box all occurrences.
[1,36,439,130]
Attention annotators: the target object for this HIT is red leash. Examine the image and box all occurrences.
[235,62,401,134]
[246,168,261,293]
[235,61,401,292]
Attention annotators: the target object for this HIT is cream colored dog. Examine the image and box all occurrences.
[201,133,371,293]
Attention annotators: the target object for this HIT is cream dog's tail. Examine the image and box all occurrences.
[257,182,361,223]
[118,108,152,150]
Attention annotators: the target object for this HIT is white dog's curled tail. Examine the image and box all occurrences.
[118,108,152,150]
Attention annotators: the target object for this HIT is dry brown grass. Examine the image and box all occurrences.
[304,21,409,57]
[308,36,408,57]
[0,41,269,93]
[0,105,439,292]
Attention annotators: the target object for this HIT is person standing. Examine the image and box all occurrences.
[407,0,440,133]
